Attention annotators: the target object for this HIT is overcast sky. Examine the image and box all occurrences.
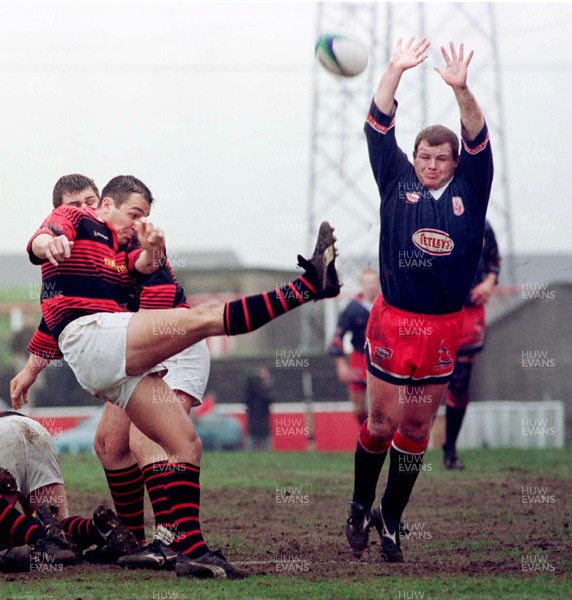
[0,0,570,279]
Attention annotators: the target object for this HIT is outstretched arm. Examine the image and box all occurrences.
[434,42,484,140]
[374,37,430,115]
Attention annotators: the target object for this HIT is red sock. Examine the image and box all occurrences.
[104,464,146,544]
[0,496,43,546]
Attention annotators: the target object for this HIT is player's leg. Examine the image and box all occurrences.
[346,372,401,557]
[349,387,368,426]
[94,402,146,544]
[125,375,245,578]
[348,351,368,425]
[373,382,446,562]
[443,355,474,470]
[125,222,340,376]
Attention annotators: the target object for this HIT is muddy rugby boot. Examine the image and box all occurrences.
[175,549,247,580]
[297,221,341,299]
[370,507,404,563]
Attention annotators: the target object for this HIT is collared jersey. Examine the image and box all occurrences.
[27,206,142,340]
[365,100,494,315]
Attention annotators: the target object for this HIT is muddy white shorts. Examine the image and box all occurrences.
[0,415,63,499]
[58,312,167,410]
[163,340,211,406]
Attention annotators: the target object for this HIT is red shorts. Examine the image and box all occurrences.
[457,304,485,355]
[348,351,367,393]
[365,297,465,386]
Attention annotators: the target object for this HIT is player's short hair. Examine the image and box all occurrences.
[101,175,154,208]
[414,125,460,160]
[52,174,100,208]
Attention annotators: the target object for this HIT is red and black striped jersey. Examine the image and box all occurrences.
[27,206,142,340]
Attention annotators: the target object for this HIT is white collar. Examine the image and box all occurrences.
[428,177,453,200]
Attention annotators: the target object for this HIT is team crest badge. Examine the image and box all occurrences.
[435,344,453,370]
[375,346,393,360]
[405,192,421,204]
[452,196,464,216]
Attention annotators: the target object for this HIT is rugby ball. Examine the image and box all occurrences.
[315,34,368,77]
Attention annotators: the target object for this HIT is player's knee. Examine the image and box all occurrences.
[399,418,430,443]
[366,416,396,444]
[94,428,130,463]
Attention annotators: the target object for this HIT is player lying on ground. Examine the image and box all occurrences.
[0,412,141,572]
[11,174,212,569]
[16,177,340,578]
[345,38,493,563]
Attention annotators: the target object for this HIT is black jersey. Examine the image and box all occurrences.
[328,295,371,356]
[365,100,494,315]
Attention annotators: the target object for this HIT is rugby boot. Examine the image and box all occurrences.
[345,501,370,558]
[34,503,78,565]
[0,545,33,572]
[370,507,404,563]
[117,539,177,570]
[443,445,465,470]
[297,221,341,299]
[175,549,247,579]
[92,505,141,558]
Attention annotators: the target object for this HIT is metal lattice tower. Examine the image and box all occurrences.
[307,2,515,296]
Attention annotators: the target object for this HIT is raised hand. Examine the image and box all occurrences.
[434,42,474,88]
[390,37,431,72]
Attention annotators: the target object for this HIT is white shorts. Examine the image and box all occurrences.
[163,340,211,406]
[0,415,63,499]
[59,312,166,410]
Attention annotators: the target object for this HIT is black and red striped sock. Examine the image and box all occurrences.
[223,276,318,335]
[0,496,43,546]
[61,516,104,550]
[164,463,208,558]
[104,464,146,544]
[141,461,175,543]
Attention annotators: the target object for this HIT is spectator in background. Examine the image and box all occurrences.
[328,268,380,425]
[243,367,275,451]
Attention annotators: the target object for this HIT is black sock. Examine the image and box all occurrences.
[445,406,466,451]
[352,442,387,511]
[381,446,424,526]
[224,277,317,335]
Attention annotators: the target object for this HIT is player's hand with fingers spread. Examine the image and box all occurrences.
[434,42,474,89]
[390,37,431,73]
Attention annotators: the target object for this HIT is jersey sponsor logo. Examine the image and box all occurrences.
[452,196,464,216]
[412,229,454,256]
[103,257,127,273]
[405,192,421,204]
[375,346,393,360]
[93,230,110,241]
